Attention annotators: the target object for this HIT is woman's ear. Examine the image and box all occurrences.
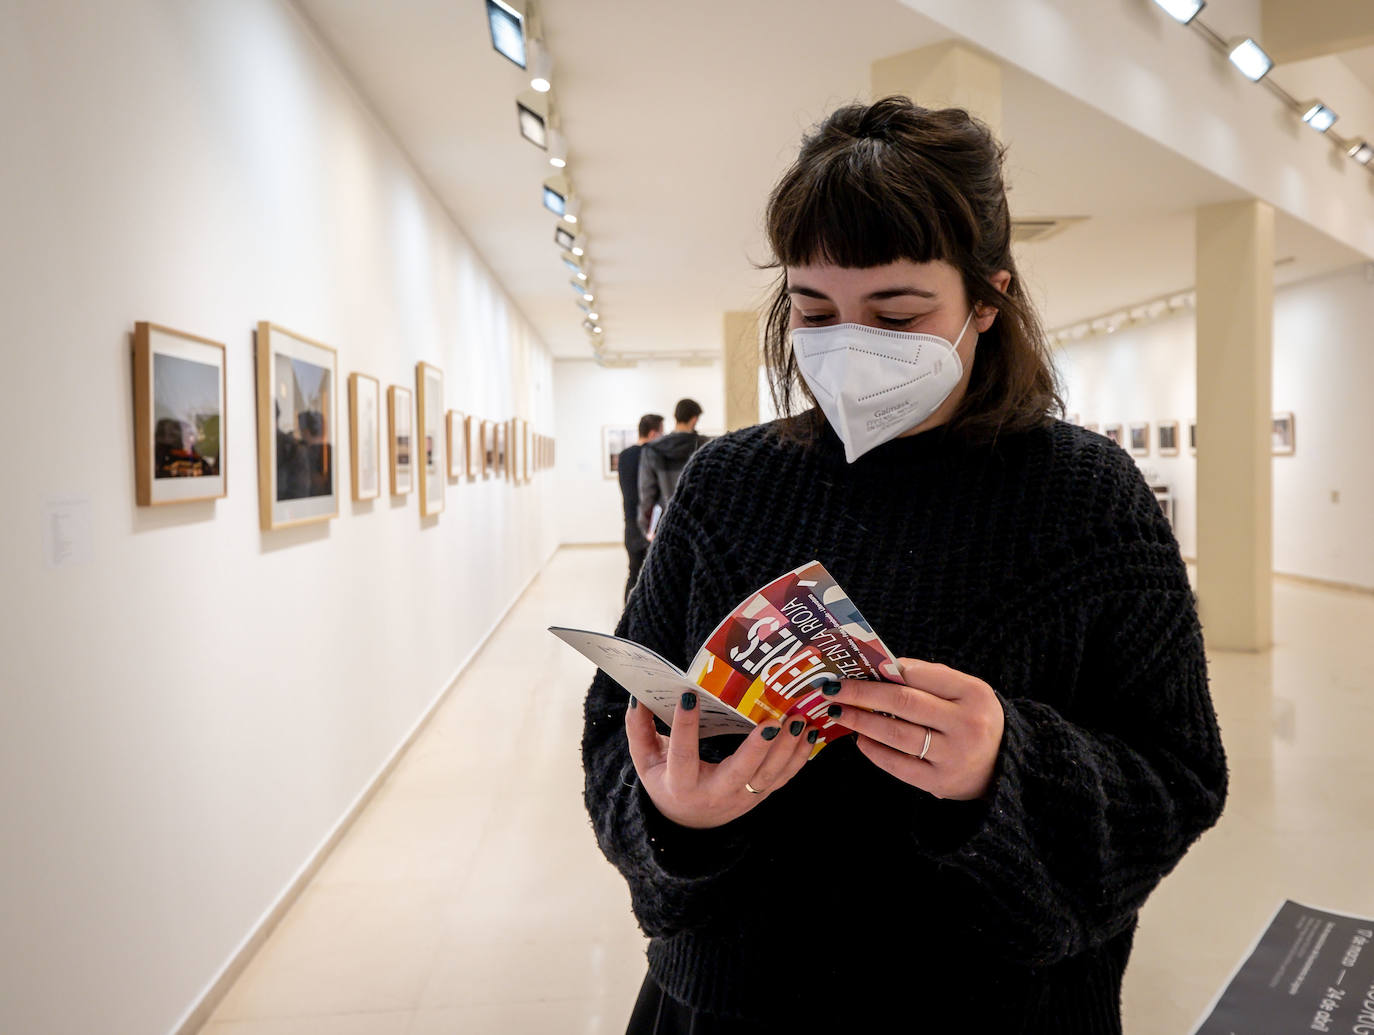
[975,270,1013,332]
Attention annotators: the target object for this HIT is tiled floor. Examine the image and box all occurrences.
[201,547,1374,1034]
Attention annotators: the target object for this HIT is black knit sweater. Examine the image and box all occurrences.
[581,418,1228,1033]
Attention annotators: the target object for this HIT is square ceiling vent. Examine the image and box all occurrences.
[1011,216,1088,244]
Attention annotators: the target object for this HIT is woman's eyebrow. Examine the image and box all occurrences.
[786,284,937,301]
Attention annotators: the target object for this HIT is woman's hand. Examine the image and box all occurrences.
[625,692,813,830]
[826,658,1005,800]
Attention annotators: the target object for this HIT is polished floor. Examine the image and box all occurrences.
[201,546,1374,1034]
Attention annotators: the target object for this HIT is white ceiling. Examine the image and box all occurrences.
[294,0,1366,360]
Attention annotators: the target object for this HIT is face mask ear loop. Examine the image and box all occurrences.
[951,308,977,350]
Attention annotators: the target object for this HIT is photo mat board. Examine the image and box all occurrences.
[389,385,413,496]
[349,373,381,502]
[256,322,338,530]
[416,362,444,517]
[134,322,227,506]
[602,425,635,479]
[1272,412,1295,456]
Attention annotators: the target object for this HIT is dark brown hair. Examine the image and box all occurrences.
[762,96,1061,443]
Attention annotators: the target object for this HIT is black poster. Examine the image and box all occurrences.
[1193,900,1374,1034]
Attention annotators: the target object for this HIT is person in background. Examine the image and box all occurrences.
[637,398,708,542]
[619,413,664,602]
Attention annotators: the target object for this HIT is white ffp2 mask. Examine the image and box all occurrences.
[791,310,976,463]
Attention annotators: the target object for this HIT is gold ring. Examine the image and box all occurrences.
[918,725,933,761]
[744,782,762,794]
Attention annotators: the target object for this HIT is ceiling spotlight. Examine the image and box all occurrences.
[561,197,580,224]
[1228,38,1273,82]
[516,98,547,149]
[553,225,575,250]
[547,128,567,168]
[542,182,566,216]
[528,39,553,92]
[1349,140,1374,165]
[1150,0,1205,24]
[586,311,599,321]
[570,243,584,257]
[593,326,604,335]
[486,0,526,68]
[581,317,598,333]
[575,269,588,281]
[1301,102,1338,133]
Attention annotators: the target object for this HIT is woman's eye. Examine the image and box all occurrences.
[801,313,835,324]
[877,315,918,328]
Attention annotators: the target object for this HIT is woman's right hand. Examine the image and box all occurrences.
[624,691,813,830]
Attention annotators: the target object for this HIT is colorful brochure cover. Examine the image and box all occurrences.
[551,560,901,752]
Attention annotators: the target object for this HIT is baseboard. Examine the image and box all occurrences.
[1274,570,1374,596]
[170,547,559,1035]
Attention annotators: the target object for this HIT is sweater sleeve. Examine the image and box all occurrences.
[636,449,660,536]
[911,479,1228,968]
[581,465,758,938]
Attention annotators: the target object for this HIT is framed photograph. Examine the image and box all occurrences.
[256,322,338,531]
[1128,421,1150,456]
[388,384,413,496]
[416,362,444,517]
[602,425,635,479]
[522,421,532,482]
[1272,412,1295,456]
[1158,421,1180,457]
[133,322,227,506]
[481,419,494,477]
[1188,420,1198,455]
[1084,422,1100,435]
[508,418,521,484]
[1104,423,1124,447]
[446,410,466,480]
[464,415,479,478]
[494,420,507,479]
[348,373,381,502]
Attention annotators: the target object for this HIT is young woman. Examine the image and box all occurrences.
[582,97,1227,1033]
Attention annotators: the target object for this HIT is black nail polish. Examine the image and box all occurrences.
[819,678,842,697]
[826,704,843,718]
[680,692,697,711]
[629,697,638,709]
[807,729,819,744]
[789,720,804,737]
[761,726,780,741]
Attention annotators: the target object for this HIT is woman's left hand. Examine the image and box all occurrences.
[826,658,1005,800]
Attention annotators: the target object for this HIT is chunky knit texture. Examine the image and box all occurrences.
[582,418,1228,1032]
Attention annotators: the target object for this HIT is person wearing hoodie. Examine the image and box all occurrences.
[636,398,708,540]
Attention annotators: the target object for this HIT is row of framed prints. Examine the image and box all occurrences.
[1072,414,1296,458]
[132,321,556,529]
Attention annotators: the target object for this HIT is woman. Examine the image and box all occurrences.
[582,97,1227,1033]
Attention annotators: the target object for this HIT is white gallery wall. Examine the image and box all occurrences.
[1055,263,1374,591]
[554,358,725,545]
[0,2,557,1033]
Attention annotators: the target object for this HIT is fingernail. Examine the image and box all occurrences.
[806,729,819,744]
[680,692,697,711]
[761,726,780,741]
[789,720,804,737]
[629,697,638,709]
[819,678,842,697]
[826,704,843,718]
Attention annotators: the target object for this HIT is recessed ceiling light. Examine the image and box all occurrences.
[1301,102,1338,133]
[1150,0,1205,24]
[1349,140,1374,165]
[517,100,547,148]
[561,197,580,224]
[486,0,525,68]
[1228,38,1273,82]
[528,40,552,92]
[570,244,584,257]
[547,129,567,168]
[542,184,565,216]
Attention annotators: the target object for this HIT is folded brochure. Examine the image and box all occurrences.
[551,560,902,752]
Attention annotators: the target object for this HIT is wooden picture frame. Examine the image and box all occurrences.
[1083,423,1100,435]
[1188,421,1198,455]
[464,415,479,479]
[495,420,509,480]
[348,373,381,502]
[1128,422,1150,457]
[388,385,413,496]
[1158,420,1180,457]
[1272,412,1295,456]
[521,420,532,482]
[256,322,339,531]
[446,410,466,480]
[602,425,635,479]
[1104,423,1123,447]
[416,362,444,517]
[480,419,494,478]
[133,321,227,506]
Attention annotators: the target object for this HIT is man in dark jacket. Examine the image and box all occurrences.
[618,413,663,602]
[637,398,708,541]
